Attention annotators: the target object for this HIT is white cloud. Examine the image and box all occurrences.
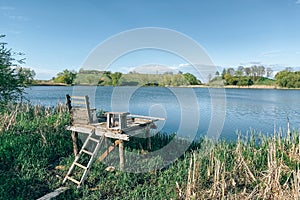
[0,6,15,10]
[129,64,177,74]
[7,14,28,21]
[260,50,284,57]
[178,63,190,68]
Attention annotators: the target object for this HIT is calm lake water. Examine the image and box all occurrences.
[24,86,300,140]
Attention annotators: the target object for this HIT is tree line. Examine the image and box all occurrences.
[213,65,274,86]
[52,69,201,86]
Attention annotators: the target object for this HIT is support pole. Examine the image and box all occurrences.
[119,140,125,170]
[71,131,79,156]
[146,125,151,151]
[66,94,79,156]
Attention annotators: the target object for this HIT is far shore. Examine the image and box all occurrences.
[30,82,300,90]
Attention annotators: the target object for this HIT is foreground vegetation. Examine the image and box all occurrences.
[0,104,300,199]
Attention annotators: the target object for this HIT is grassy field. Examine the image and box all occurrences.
[0,104,300,199]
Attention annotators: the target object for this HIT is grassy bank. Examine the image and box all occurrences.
[0,104,299,199]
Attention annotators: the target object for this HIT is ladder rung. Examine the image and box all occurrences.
[82,149,93,156]
[66,176,80,185]
[89,137,99,143]
[74,162,88,170]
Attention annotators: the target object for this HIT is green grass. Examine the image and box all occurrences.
[0,104,300,199]
[254,77,276,86]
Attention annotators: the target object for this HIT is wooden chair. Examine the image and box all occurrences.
[66,95,97,126]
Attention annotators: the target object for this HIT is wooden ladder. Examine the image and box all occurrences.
[63,133,105,188]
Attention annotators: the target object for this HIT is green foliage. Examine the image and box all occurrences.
[223,74,253,86]
[0,104,72,199]
[255,77,276,86]
[0,35,35,107]
[53,69,77,84]
[182,72,200,85]
[110,72,123,86]
[275,70,300,88]
[1,105,300,199]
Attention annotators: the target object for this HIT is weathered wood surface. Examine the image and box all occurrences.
[37,187,69,200]
[119,140,124,170]
[66,125,130,141]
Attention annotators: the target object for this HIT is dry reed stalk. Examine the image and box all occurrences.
[261,139,284,199]
[210,158,221,199]
[207,149,214,177]
[185,152,199,200]
[234,140,256,183]
[175,181,183,199]
[292,170,300,199]
[40,130,47,145]
[4,105,19,131]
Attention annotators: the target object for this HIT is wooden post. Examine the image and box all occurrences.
[146,125,151,151]
[71,131,79,156]
[66,94,79,156]
[119,140,125,170]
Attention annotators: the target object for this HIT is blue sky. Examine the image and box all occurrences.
[1,0,300,79]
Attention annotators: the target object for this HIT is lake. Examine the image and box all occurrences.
[24,86,300,140]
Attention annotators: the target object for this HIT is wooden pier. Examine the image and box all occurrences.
[63,95,164,188]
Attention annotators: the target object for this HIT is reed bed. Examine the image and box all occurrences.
[0,103,299,199]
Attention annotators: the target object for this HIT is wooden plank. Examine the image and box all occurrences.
[128,114,165,121]
[94,129,129,141]
[71,100,86,105]
[72,108,89,117]
[97,145,116,162]
[37,187,69,200]
[122,124,151,133]
[82,149,93,156]
[89,137,100,143]
[66,126,94,134]
[66,176,80,185]
[74,162,88,170]
[119,140,124,170]
[70,96,87,100]
[73,119,90,125]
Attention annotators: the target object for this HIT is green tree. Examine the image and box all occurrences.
[221,68,226,79]
[182,73,200,85]
[275,70,300,88]
[0,35,35,107]
[53,69,77,84]
[110,72,122,86]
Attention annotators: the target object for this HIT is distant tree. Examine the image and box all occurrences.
[182,73,200,85]
[244,67,251,76]
[53,69,77,84]
[110,72,122,86]
[0,35,35,107]
[285,67,293,72]
[257,66,266,77]
[235,66,244,76]
[226,68,235,76]
[215,71,220,76]
[237,76,253,86]
[275,70,300,88]
[208,73,212,82]
[221,68,226,79]
[266,67,273,78]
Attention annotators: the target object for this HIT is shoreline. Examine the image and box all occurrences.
[29,83,300,90]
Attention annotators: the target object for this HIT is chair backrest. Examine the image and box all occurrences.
[66,95,93,125]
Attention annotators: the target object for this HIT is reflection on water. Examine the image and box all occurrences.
[25,86,300,140]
